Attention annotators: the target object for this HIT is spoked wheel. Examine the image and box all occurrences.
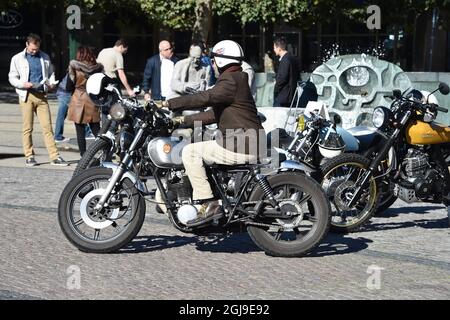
[58,167,146,253]
[320,153,380,233]
[73,138,115,177]
[247,173,330,257]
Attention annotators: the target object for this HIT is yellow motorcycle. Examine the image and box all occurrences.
[320,83,450,232]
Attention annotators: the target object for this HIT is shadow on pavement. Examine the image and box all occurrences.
[0,153,23,160]
[378,205,443,218]
[121,230,260,255]
[121,235,198,253]
[309,234,372,257]
[120,228,373,257]
[360,217,449,232]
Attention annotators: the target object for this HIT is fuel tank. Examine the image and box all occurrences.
[406,120,450,145]
[147,136,189,168]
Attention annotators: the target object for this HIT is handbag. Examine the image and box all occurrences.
[64,72,75,94]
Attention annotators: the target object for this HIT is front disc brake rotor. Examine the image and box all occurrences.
[333,181,358,211]
[80,188,120,229]
[323,177,347,198]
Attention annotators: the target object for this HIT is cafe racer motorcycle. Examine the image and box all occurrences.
[58,77,331,257]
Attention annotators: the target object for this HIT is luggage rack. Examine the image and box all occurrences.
[283,81,308,136]
[283,80,326,136]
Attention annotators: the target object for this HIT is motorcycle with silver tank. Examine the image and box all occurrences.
[57,74,331,257]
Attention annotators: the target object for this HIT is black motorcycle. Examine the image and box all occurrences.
[273,112,397,233]
[319,83,450,231]
[58,85,331,257]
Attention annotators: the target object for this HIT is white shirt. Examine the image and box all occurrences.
[160,55,175,99]
[97,47,124,79]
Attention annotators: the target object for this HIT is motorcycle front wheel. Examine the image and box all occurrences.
[247,173,330,257]
[58,167,146,253]
[73,138,115,177]
[320,153,380,233]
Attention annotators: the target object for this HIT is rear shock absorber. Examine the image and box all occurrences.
[255,172,279,208]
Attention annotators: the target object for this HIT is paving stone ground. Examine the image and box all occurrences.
[0,98,449,300]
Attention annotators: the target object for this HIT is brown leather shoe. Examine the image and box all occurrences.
[186,200,223,227]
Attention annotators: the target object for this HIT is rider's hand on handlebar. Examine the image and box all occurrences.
[127,88,136,98]
[144,93,151,102]
[154,100,169,109]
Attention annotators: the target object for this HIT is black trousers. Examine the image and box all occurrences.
[75,122,100,156]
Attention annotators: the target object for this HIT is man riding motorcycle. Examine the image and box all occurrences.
[158,40,265,226]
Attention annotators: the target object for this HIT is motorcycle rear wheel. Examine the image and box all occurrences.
[247,173,330,257]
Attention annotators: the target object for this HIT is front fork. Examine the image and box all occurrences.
[347,138,395,207]
[94,125,147,211]
[348,112,410,207]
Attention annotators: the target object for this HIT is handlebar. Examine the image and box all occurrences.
[394,94,448,115]
[438,107,448,113]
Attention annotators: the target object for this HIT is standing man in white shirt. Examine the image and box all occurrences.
[97,39,135,97]
[8,33,68,167]
[142,40,179,101]
[97,39,135,124]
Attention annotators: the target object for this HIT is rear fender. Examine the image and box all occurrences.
[279,160,316,173]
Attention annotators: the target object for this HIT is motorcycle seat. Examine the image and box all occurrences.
[207,153,286,170]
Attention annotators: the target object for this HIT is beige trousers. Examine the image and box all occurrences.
[19,92,59,160]
[182,141,257,200]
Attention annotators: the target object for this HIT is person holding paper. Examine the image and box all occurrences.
[8,33,68,166]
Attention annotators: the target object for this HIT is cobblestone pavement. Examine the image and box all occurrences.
[0,165,449,300]
[0,99,449,299]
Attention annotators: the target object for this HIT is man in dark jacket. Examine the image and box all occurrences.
[160,40,265,226]
[142,40,179,101]
[273,38,300,108]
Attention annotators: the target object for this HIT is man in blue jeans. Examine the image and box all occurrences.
[54,74,71,142]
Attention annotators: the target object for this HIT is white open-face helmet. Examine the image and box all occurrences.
[211,40,244,69]
[318,129,346,159]
[86,73,114,106]
[420,90,439,105]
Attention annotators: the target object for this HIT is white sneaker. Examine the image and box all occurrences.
[55,137,70,143]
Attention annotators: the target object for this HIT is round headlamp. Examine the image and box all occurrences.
[372,107,390,129]
[109,103,126,121]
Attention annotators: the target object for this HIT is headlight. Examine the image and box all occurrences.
[109,103,126,121]
[372,107,390,128]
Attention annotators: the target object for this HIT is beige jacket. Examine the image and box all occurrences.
[8,49,55,102]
